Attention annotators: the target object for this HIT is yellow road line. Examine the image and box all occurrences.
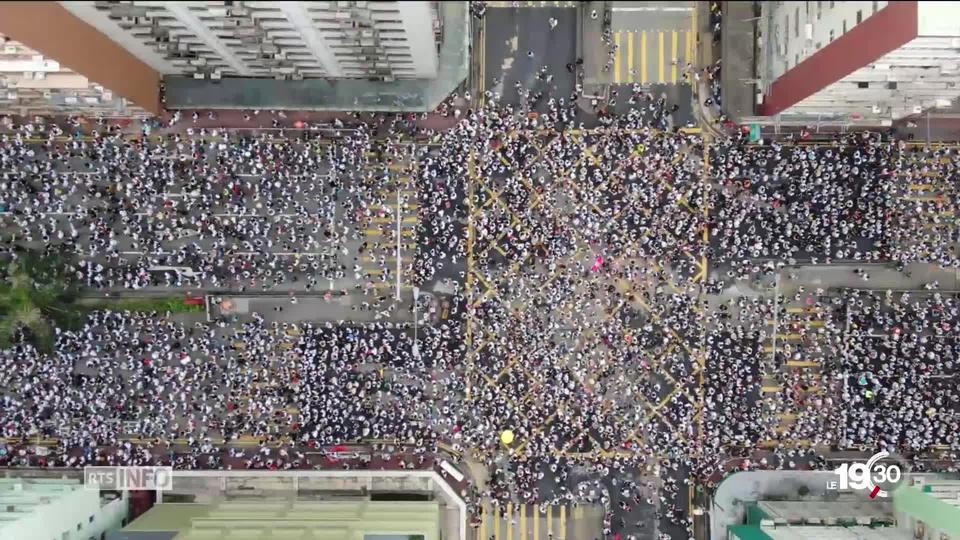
[686,29,694,65]
[658,32,665,82]
[761,386,783,393]
[641,31,648,84]
[692,1,698,65]
[614,32,622,83]
[372,216,418,224]
[672,30,679,83]
[786,360,820,367]
[533,506,540,540]
[480,502,488,540]
[627,32,635,83]
[520,505,526,540]
[547,505,553,537]
[364,229,415,237]
[494,505,501,540]
[787,307,821,313]
[506,503,513,540]
[559,505,567,540]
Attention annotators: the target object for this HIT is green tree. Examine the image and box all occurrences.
[0,250,86,351]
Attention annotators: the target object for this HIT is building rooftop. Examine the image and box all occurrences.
[124,499,440,540]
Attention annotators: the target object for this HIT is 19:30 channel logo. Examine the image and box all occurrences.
[831,451,907,498]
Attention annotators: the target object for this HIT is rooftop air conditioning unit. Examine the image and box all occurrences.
[193,72,205,79]
[64,96,78,104]
[871,105,882,114]
[211,71,222,80]
[102,91,112,101]
[3,45,17,54]
[84,96,100,104]
[5,91,17,100]
[804,23,813,40]
[42,90,52,99]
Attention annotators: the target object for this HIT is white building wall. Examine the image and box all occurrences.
[0,486,128,540]
[765,1,888,78]
[58,1,181,75]
[396,1,439,78]
[57,1,441,81]
[917,2,960,37]
[760,1,960,123]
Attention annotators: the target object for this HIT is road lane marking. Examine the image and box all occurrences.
[627,32,635,83]
[479,502,487,540]
[614,32,622,83]
[658,31,665,83]
[533,506,540,540]
[560,506,567,540]
[520,504,526,540]
[672,30,679,83]
[641,31,648,84]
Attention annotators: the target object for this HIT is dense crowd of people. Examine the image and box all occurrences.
[1,4,959,540]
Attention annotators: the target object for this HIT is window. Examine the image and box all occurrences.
[843,19,847,33]
[856,10,863,23]
[795,54,799,66]
[829,29,835,41]
[815,41,821,49]
[795,7,800,36]
[887,81,898,90]
[829,0,834,7]
[857,82,869,88]
[817,1,822,19]
[873,1,879,13]
[805,1,810,15]
[89,515,95,523]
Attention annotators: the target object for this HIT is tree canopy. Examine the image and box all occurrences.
[0,250,86,351]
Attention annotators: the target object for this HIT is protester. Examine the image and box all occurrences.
[0,9,957,540]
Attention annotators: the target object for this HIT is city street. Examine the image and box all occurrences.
[0,6,958,540]
[481,3,578,111]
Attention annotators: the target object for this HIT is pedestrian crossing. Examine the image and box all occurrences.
[611,29,694,85]
[892,152,958,255]
[359,156,420,291]
[359,174,420,289]
[475,503,580,540]
[758,302,832,448]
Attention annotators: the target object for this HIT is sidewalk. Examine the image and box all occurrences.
[719,1,758,123]
[693,1,726,139]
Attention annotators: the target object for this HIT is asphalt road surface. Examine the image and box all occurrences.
[482,5,578,112]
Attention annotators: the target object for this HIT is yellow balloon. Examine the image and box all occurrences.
[500,430,515,445]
